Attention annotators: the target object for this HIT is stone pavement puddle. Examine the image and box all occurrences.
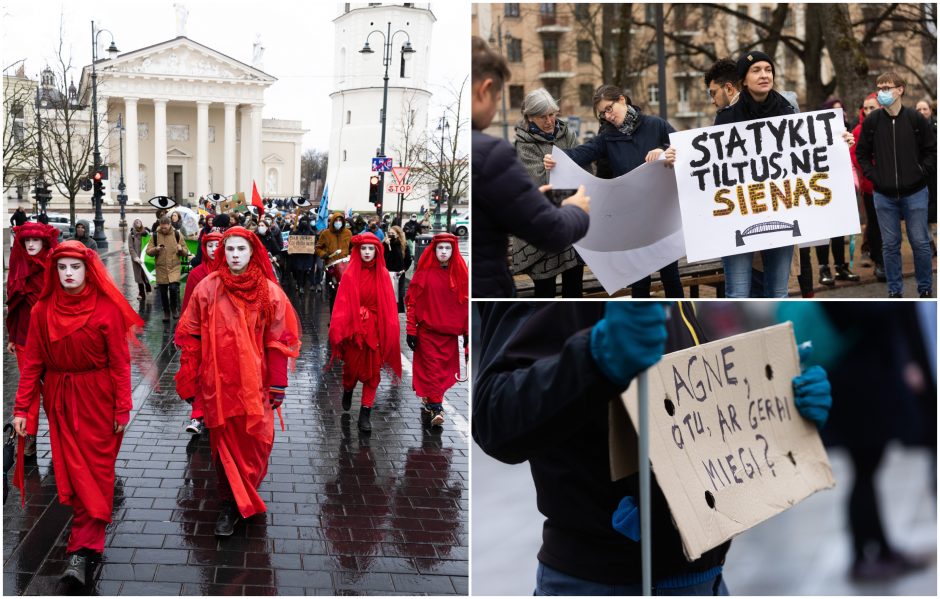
[3,250,468,596]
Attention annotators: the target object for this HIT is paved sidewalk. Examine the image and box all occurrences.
[3,249,469,595]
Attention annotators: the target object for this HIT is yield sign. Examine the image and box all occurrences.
[391,166,410,185]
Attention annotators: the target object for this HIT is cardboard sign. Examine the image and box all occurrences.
[670,109,860,262]
[287,235,316,255]
[610,322,835,561]
[549,148,686,294]
[220,193,248,214]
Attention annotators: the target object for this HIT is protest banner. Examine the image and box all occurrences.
[669,109,860,262]
[609,322,835,561]
[287,235,316,255]
[549,148,686,294]
[220,193,248,214]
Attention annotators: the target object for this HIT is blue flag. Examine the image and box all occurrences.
[315,184,329,232]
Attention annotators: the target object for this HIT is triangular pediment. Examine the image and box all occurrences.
[167,146,192,158]
[262,153,285,164]
[92,37,276,84]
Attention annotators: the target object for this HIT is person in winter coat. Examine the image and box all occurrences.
[544,84,682,299]
[12,241,143,586]
[146,216,191,321]
[290,217,317,295]
[472,36,590,298]
[315,212,352,265]
[128,219,153,300]
[328,233,402,433]
[175,227,301,537]
[404,233,468,428]
[855,71,937,298]
[71,219,97,251]
[384,224,412,311]
[513,88,585,298]
[5,222,59,457]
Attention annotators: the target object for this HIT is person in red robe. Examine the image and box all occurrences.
[329,233,402,433]
[176,230,223,436]
[12,240,144,586]
[405,233,469,427]
[6,222,59,456]
[175,227,301,536]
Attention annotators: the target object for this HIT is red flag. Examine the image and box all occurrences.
[251,181,264,212]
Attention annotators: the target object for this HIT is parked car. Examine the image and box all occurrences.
[26,213,95,240]
[449,212,469,237]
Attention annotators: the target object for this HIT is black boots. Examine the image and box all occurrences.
[358,406,372,433]
[342,390,353,411]
[61,552,88,586]
[818,265,835,286]
[137,283,146,300]
[214,502,241,536]
[835,263,860,282]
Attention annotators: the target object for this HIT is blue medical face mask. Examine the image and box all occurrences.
[333,221,342,230]
[877,90,895,107]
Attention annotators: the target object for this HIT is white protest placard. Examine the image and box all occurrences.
[609,322,835,561]
[549,147,686,294]
[670,109,860,262]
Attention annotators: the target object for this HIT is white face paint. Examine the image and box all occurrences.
[57,258,86,292]
[206,240,220,261]
[359,244,376,263]
[24,238,43,256]
[224,236,253,274]
[435,242,454,264]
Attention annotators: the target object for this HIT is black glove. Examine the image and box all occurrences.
[183,396,194,405]
[407,334,418,351]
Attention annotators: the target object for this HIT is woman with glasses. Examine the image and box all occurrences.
[513,88,585,297]
[543,84,684,298]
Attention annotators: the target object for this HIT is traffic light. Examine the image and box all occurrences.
[80,177,93,192]
[375,201,383,217]
[368,175,380,204]
[92,169,104,205]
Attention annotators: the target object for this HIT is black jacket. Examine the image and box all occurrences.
[471,130,590,298]
[713,89,796,126]
[473,302,730,584]
[384,240,412,273]
[565,111,675,177]
[403,219,420,240]
[855,105,937,198]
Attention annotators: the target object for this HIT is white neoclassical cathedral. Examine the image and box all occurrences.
[326,2,436,214]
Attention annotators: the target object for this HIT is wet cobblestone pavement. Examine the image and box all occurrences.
[3,244,469,596]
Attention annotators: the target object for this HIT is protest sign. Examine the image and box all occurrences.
[670,108,860,262]
[610,322,835,561]
[549,148,686,294]
[287,235,316,255]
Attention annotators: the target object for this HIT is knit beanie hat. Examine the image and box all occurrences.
[737,50,775,80]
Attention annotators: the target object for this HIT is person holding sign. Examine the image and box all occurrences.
[473,301,833,595]
[175,228,301,536]
[855,72,936,298]
[543,85,684,299]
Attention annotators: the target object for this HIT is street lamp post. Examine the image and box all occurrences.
[116,113,127,231]
[90,21,119,251]
[435,116,450,233]
[489,17,511,140]
[359,22,415,210]
[33,84,49,216]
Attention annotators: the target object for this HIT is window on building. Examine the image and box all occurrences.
[577,40,592,63]
[543,37,559,71]
[507,37,523,62]
[893,46,906,65]
[579,84,594,107]
[12,104,24,142]
[344,3,350,12]
[645,4,656,23]
[343,150,347,161]
[676,81,689,103]
[539,4,556,17]
[504,3,520,18]
[346,110,351,124]
[674,5,687,29]
[762,7,772,25]
[648,84,659,105]
[574,4,590,21]
[544,80,562,103]
[509,85,525,109]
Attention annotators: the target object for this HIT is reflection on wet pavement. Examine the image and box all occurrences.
[3,244,468,595]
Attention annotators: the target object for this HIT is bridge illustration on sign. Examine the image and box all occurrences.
[735,220,801,247]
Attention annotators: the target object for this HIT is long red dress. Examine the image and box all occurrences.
[175,228,301,518]
[405,233,469,403]
[6,222,59,435]
[329,233,402,407]
[13,241,143,554]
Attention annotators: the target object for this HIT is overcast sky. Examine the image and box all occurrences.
[1,1,469,151]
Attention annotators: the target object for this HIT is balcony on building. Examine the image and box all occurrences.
[536,13,572,34]
[540,57,575,80]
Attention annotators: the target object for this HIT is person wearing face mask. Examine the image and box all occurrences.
[255,219,283,263]
[404,234,468,428]
[6,222,59,457]
[855,72,937,298]
[12,241,144,586]
[403,214,420,254]
[289,217,317,295]
[328,233,402,433]
[383,225,412,311]
[128,219,153,300]
[543,84,683,299]
[316,212,352,264]
[175,227,301,536]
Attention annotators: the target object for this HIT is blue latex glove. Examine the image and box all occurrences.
[590,303,668,386]
[612,496,641,541]
[792,342,832,429]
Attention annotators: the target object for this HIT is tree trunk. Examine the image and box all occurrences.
[601,4,614,84]
[819,3,871,119]
[612,4,633,89]
[802,4,833,111]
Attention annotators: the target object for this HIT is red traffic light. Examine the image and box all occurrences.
[94,171,103,181]
[370,175,380,185]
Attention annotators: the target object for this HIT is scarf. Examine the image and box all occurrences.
[218,260,274,321]
[739,88,795,120]
[527,120,559,142]
[618,105,641,136]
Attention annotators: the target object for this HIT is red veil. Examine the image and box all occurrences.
[329,233,402,378]
[199,231,224,273]
[408,233,468,305]
[6,222,59,343]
